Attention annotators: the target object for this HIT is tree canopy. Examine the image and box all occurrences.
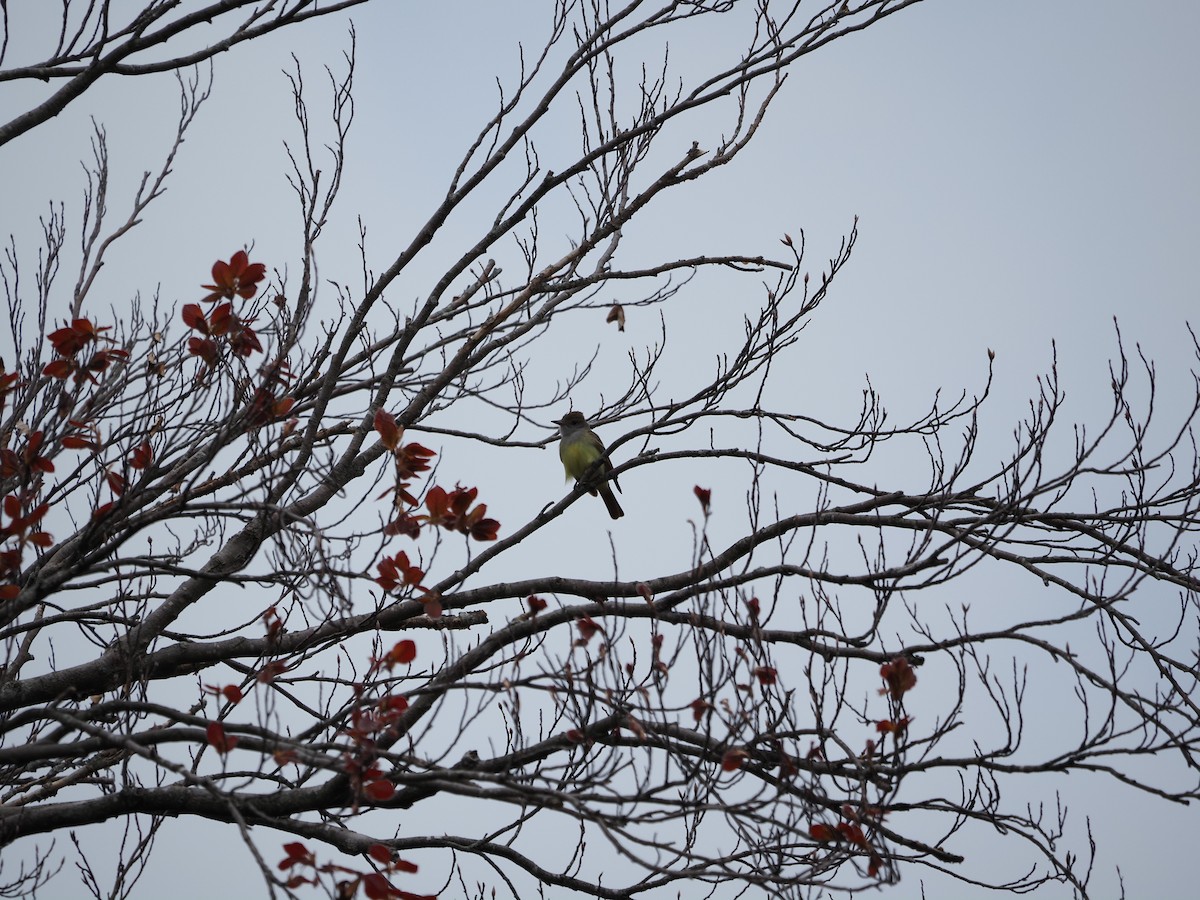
[0,2,1197,899]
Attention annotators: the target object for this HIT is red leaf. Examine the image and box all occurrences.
[61,434,97,450]
[378,695,409,717]
[367,843,393,865]
[208,303,234,336]
[229,319,262,356]
[721,748,748,772]
[181,303,207,332]
[205,683,244,704]
[526,595,547,616]
[374,410,402,450]
[263,605,284,641]
[384,513,421,539]
[364,779,396,801]
[395,442,436,479]
[200,250,268,301]
[876,715,911,735]
[257,660,289,683]
[393,639,416,664]
[374,552,425,593]
[106,470,126,495]
[188,336,218,366]
[205,721,238,754]
[836,821,869,847]
[48,318,108,356]
[423,485,449,520]
[753,666,777,685]
[576,616,601,644]
[879,656,917,699]
[468,513,501,542]
[229,249,249,273]
[130,441,153,469]
[361,873,399,900]
[693,485,712,513]
[690,698,711,722]
[809,823,836,842]
[278,842,314,870]
[42,359,74,379]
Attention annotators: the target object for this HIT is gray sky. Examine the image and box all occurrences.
[2,1,1197,897]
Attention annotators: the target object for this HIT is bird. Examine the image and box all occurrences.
[554,410,624,519]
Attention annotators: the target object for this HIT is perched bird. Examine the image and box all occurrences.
[554,410,624,519]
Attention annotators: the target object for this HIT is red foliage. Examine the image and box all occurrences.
[205,684,244,704]
[368,844,393,865]
[44,318,129,385]
[721,748,748,772]
[809,823,836,842]
[395,443,436,480]
[187,336,219,367]
[278,842,315,870]
[263,605,284,642]
[693,484,711,513]
[375,410,402,450]
[753,666,777,685]
[575,616,602,645]
[0,432,52,480]
[744,596,760,622]
[0,492,53,595]
[129,441,153,469]
[375,552,425,595]
[836,821,869,847]
[278,841,433,899]
[879,656,917,700]
[48,318,110,356]
[422,485,500,541]
[383,513,421,539]
[372,640,417,672]
[183,296,263,365]
[257,660,290,683]
[181,303,207,332]
[363,779,396,802]
[0,367,20,414]
[205,721,239,755]
[875,715,911,735]
[200,250,267,303]
[228,318,263,357]
[526,595,547,616]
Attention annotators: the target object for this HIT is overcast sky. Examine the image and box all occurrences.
[2,1,1197,898]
